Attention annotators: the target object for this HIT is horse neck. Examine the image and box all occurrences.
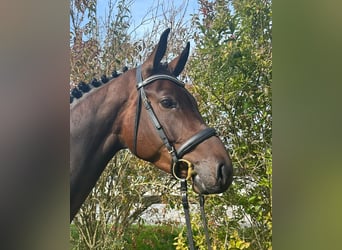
[70,73,136,165]
[70,73,135,220]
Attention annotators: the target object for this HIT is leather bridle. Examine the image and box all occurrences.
[133,65,215,249]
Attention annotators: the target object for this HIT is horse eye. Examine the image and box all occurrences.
[160,99,176,109]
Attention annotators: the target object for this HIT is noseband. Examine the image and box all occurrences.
[133,65,215,249]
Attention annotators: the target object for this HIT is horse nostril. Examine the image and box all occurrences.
[217,163,231,185]
[217,164,225,181]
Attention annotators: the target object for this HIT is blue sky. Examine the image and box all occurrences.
[97,0,199,37]
[129,0,199,22]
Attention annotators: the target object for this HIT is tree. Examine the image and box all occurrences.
[70,0,135,87]
[174,0,272,249]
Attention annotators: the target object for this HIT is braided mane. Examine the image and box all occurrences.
[70,63,172,104]
[70,66,129,104]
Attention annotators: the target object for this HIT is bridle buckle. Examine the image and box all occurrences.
[168,147,175,155]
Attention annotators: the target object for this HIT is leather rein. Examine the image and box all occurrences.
[133,65,215,250]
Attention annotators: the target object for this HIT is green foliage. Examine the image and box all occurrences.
[70,0,272,249]
[173,228,189,250]
[70,0,134,86]
[125,224,181,250]
[176,0,273,249]
[70,150,178,249]
[71,224,181,250]
[228,230,251,249]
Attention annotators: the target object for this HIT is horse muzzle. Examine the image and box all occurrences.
[192,161,233,194]
[172,158,233,194]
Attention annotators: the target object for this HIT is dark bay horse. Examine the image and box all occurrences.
[70,28,233,221]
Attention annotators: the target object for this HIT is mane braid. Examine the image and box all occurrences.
[70,66,129,104]
[78,81,90,92]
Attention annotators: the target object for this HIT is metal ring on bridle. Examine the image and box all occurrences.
[172,159,196,181]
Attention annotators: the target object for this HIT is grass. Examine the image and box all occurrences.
[125,224,181,250]
[70,224,182,250]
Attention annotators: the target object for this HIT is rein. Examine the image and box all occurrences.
[133,65,215,249]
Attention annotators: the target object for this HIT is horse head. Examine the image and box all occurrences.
[122,29,233,194]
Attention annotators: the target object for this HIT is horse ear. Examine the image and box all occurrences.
[168,42,190,77]
[142,28,171,76]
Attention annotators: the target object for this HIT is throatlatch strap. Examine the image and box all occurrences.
[134,64,179,168]
[133,66,143,154]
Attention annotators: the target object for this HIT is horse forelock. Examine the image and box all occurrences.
[145,61,177,78]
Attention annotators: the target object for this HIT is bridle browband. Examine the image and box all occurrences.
[133,65,215,249]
